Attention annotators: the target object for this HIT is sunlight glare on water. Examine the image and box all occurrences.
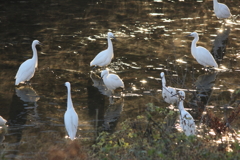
[0,0,240,158]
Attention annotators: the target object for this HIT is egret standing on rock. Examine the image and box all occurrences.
[187,32,218,68]
[64,82,79,140]
[15,40,42,85]
[213,0,231,19]
[90,32,116,68]
[101,69,124,95]
[160,72,178,105]
[178,91,196,136]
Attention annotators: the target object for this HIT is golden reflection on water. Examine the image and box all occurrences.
[0,0,240,158]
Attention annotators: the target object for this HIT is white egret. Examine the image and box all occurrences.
[15,40,42,85]
[187,32,218,68]
[0,116,7,126]
[213,0,231,19]
[160,72,178,105]
[64,82,79,140]
[178,91,196,136]
[101,69,124,95]
[90,32,116,67]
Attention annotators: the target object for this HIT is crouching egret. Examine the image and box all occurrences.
[0,116,7,126]
[101,69,124,95]
[64,82,79,140]
[160,72,178,105]
[187,32,218,68]
[15,40,42,85]
[178,91,196,136]
[213,0,231,19]
[90,32,116,67]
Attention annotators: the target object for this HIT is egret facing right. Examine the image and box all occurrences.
[187,32,218,69]
[213,0,231,19]
[15,40,42,85]
[64,82,79,140]
[90,32,116,68]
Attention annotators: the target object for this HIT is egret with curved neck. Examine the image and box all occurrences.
[213,0,231,19]
[101,69,124,95]
[187,32,218,68]
[160,72,178,105]
[64,82,79,141]
[90,32,116,67]
[15,40,41,85]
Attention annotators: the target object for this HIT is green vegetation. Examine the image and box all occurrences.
[44,102,240,160]
[88,103,240,160]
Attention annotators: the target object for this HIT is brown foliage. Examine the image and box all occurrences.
[204,104,240,135]
[47,141,88,160]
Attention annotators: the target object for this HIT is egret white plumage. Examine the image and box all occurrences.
[90,32,116,67]
[64,82,79,140]
[213,0,231,19]
[15,40,41,85]
[178,91,196,136]
[101,69,124,94]
[160,72,178,105]
[0,116,7,126]
[187,32,218,68]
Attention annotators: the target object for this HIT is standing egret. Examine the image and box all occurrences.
[160,72,178,105]
[101,69,124,95]
[187,32,218,68]
[15,40,42,85]
[178,91,196,136]
[0,116,7,126]
[213,0,231,19]
[64,82,79,140]
[90,32,116,67]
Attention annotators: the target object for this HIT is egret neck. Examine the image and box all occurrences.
[191,34,198,58]
[178,99,185,111]
[107,35,113,56]
[67,85,74,110]
[32,42,38,69]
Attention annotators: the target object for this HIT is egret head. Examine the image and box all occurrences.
[65,82,71,88]
[107,32,116,40]
[101,69,109,78]
[32,40,42,46]
[178,90,185,100]
[160,72,165,78]
[186,32,198,38]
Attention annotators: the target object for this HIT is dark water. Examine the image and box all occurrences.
[1,0,240,158]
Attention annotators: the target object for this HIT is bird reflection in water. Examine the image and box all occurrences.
[90,72,112,97]
[195,73,217,105]
[190,73,217,119]
[212,25,230,61]
[15,86,40,118]
[102,98,124,130]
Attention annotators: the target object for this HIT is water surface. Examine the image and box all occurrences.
[0,0,240,158]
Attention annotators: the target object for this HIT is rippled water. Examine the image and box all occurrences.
[1,0,240,158]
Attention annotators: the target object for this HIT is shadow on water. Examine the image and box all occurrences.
[212,25,231,61]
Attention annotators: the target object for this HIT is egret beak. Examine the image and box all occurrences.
[171,93,178,97]
[39,42,43,46]
[113,36,118,41]
[185,34,192,37]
